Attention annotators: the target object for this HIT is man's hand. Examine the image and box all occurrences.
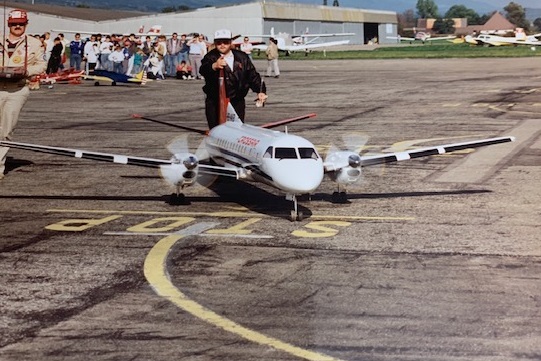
[212,57,227,71]
[255,93,268,107]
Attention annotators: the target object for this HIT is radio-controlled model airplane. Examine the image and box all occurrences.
[0,105,514,221]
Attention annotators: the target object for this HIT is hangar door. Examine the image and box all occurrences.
[364,22,379,44]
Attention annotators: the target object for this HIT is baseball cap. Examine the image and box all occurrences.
[8,9,28,25]
[214,29,232,41]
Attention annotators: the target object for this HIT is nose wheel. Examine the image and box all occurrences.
[287,194,303,222]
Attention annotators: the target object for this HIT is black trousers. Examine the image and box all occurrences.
[205,97,245,129]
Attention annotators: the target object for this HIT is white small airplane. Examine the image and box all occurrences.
[388,31,456,44]
[250,27,353,54]
[0,105,514,221]
[465,31,541,46]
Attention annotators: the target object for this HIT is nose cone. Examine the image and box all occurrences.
[268,159,324,194]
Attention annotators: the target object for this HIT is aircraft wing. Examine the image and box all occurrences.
[513,39,541,46]
[355,136,514,167]
[472,37,514,46]
[1,140,241,179]
[254,40,350,52]
[299,32,355,38]
[387,36,416,42]
[288,40,350,50]
[425,35,456,41]
[0,141,171,168]
[198,163,239,178]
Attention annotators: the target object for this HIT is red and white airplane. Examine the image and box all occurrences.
[0,104,514,220]
[388,31,456,44]
[38,69,85,85]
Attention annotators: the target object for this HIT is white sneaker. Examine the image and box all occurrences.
[182,75,187,80]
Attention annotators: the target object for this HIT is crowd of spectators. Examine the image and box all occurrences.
[34,31,239,80]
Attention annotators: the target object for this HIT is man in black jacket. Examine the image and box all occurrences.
[200,29,267,129]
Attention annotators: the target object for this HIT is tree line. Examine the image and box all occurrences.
[399,1,540,35]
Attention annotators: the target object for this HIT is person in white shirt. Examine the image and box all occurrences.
[83,34,99,73]
[108,45,124,73]
[240,36,253,60]
[188,33,206,79]
[98,35,113,71]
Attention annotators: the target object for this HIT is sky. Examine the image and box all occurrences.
[492,0,538,6]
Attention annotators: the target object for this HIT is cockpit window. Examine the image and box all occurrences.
[263,146,273,158]
[298,147,319,160]
[274,147,298,159]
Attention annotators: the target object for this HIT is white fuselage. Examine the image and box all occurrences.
[206,121,324,194]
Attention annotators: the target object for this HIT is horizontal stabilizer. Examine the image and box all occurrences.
[132,114,208,135]
[260,113,316,129]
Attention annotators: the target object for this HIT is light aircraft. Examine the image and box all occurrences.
[387,31,456,44]
[84,69,148,86]
[250,27,354,54]
[464,32,541,46]
[0,105,514,221]
[38,69,85,85]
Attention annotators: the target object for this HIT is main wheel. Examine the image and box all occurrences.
[169,193,185,205]
[290,210,297,222]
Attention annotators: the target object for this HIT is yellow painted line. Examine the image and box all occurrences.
[47,209,414,222]
[47,209,263,217]
[144,227,344,361]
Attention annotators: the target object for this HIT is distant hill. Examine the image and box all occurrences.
[9,0,505,15]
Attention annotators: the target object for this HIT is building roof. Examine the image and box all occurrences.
[482,11,515,31]
[4,0,149,21]
[454,12,515,35]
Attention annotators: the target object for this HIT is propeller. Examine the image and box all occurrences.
[159,135,199,188]
[194,136,219,188]
[324,133,370,202]
[324,133,369,170]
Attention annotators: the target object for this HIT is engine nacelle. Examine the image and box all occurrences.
[160,154,199,189]
[327,165,362,186]
[325,150,362,186]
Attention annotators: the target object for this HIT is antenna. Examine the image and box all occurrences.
[2,0,6,68]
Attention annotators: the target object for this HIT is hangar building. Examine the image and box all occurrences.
[1,1,398,45]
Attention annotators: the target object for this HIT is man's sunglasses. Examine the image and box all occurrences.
[215,40,231,45]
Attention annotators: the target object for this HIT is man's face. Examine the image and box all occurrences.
[215,39,231,54]
[8,23,26,37]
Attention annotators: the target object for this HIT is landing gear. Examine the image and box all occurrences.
[286,193,303,221]
[331,191,348,203]
[169,185,187,205]
[169,193,186,205]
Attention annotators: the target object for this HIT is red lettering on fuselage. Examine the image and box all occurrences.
[237,136,260,147]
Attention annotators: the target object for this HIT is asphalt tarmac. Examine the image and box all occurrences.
[1,58,540,361]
